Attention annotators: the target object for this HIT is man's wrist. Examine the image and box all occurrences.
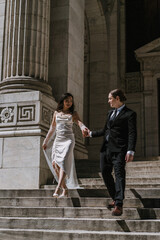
[127,150,134,156]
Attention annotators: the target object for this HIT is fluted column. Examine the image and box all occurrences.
[0,0,52,95]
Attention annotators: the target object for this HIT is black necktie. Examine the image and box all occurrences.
[111,109,117,121]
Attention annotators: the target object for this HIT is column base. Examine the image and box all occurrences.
[0,91,56,189]
[0,77,52,96]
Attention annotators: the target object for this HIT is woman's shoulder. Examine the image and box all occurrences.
[53,110,60,119]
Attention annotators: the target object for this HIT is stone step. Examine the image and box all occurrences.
[1,189,160,198]
[78,177,160,185]
[126,165,160,170]
[77,165,160,172]
[0,197,145,208]
[0,228,159,240]
[79,184,160,189]
[126,172,160,177]
[125,184,160,188]
[76,159,160,166]
[0,197,159,208]
[126,160,160,166]
[0,217,160,232]
[0,207,160,220]
[77,166,160,178]
[76,160,160,169]
[77,172,160,178]
[42,182,160,189]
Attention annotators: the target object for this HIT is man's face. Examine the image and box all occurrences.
[108,93,119,108]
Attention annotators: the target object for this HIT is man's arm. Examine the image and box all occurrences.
[126,111,137,162]
[91,118,108,138]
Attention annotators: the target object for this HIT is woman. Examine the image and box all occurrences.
[42,93,87,197]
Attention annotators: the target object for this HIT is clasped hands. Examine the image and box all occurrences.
[82,128,90,138]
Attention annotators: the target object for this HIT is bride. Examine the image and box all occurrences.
[42,93,88,197]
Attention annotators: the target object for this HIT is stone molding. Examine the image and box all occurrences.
[0,91,56,137]
[0,102,53,127]
[135,37,160,72]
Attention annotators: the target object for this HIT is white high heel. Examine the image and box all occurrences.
[53,187,61,197]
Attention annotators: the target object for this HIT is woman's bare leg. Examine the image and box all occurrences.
[52,162,68,196]
[57,168,66,188]
[52,161,60,178]
[52,162,61,195]
[58,169,68,197]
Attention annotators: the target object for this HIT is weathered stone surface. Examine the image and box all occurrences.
[0,91,57,189]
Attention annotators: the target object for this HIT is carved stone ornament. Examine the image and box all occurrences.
[18,105,35,122]
[125,72,142,93]
[0,107,14,123]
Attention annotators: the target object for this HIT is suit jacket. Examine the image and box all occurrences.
[92,106,137,153]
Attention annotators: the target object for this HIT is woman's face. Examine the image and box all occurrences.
[63,96,73,110]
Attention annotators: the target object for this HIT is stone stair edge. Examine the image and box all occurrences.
[0,206,160,210]
[0,217,160,233]
[0,228,160,236]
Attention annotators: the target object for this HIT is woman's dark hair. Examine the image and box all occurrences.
[56,92,75,113]
[110,89,127,102]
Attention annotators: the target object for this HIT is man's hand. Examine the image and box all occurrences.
[125,153,134,163]
[82,128,90,137]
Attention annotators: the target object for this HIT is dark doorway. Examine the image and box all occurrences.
[126,0,160,73]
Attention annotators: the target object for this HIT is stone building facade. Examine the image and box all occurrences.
[0,0,160,189]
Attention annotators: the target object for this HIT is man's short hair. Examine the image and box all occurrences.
[110,89,127,102]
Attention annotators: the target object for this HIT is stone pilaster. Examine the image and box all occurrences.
[49,0,85,117]
[135,38,160,156]
[49,0,87,159]
[142,70,159,156]
[0,0,52,95]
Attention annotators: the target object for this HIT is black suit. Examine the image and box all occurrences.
[92,106,137,206]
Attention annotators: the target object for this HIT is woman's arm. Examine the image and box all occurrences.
[42,111,57,149]
[72,111,89,135]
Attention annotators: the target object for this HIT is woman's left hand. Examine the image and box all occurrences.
[42,143,47,150]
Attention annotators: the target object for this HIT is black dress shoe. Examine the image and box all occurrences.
[112,206,123,216]
[107,201,115,209]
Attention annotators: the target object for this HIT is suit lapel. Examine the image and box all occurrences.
[114,106,127,122]
[109,106,127,127]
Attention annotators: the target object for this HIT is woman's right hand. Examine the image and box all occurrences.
[42,143,47,150]
[82,128,90,137]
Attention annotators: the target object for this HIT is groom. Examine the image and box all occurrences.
[85,89,137,216]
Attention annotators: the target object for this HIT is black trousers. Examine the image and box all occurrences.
[100,148,126,207]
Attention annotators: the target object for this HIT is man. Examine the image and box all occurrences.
[85,89,137,216]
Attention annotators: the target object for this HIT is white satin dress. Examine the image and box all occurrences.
[44,112,79,189]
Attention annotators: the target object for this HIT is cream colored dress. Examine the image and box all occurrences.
[44,112,79,189]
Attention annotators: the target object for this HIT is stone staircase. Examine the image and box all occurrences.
[0,159,160,239]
